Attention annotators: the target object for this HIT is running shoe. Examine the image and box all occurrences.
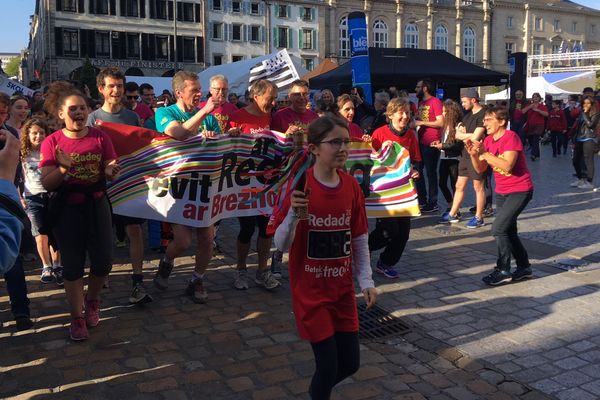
[420,203,439,213]
[69,318,89,341]
[270,251,283,278]
[153,259,174,290]
[185,277,209,304]
[482,269,512,286]
[84,297,100,327]
[375,259,400,279]
[52,266,64,286]
[129,282,153,304]
[40,267,54,284]
[512,268,533,282]
[255,270,281,290]
[438,212,460,224]
[465,216,484,229]
[233,269,249,290]
[578,180,593,190]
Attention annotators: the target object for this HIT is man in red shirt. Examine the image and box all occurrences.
[548,100,567,157]
[414,79,444,212]
[125,82,154,126]
[198,75,238,133]
[271,79,319,134]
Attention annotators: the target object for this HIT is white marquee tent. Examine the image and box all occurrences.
[485,76,577,102]
[127,52,308,100]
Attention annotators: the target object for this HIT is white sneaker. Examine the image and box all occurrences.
[255,270,281,291]
[578,180,593,189]
[234,269,249,290]
[570,178,583,187]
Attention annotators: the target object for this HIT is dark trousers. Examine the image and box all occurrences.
[550,131,565,156]
[310,331,360,400]
[573,140,596,183]
[438,159,459,204]
[527,135,541,158]
[491,191,532,272]
[416,144,440,206]
[369,217,411,267]
[3,256,30,318]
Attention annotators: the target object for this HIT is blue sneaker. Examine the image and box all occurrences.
[482,269,512,286]
[375,259,400,279]
[438,212,460,224]
[465,216,484,229]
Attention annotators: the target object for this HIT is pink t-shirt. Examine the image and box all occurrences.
[229,108,271,134]
[417,96,443,145]
[483,130,533,195]
[198,101,238,133]
[271,107,319,133]
[349,122,364,140]
[40,127,117,204]
[133,102,154,122]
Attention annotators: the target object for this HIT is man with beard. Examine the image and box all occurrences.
[153,71,221,304]
[88,68,153,305]
[414,79,444,213]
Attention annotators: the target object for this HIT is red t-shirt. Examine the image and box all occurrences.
[133,102,154,122]
[40,127,117,204]
[348,122,364,140]
[417,96,443,145]
[199,101,238,134]
[512,99,527,122]
[271,107,319,133]
[271,169,368,342]
[228,108,271,134]
[548,109,567,132]
[525,103,548,132]
[483,130,533,195]
[371,125,422,163]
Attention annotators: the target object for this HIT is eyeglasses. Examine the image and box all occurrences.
[127,95,139,100]
[318,138,351,148]
[210,87,228,92]
[290,92,309,98]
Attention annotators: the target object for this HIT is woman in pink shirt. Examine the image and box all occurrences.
[521,92,548,161]
[465,107,534,286]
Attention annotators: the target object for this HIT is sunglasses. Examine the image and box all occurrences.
[127,95,139,100]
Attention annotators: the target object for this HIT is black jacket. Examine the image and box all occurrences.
[441,140,464,158]
[574,112,600,141]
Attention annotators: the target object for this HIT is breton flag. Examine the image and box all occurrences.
[248,49,300,89]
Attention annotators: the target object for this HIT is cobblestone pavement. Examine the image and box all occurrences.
[1,143,598,399]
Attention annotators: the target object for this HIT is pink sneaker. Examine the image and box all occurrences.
[69,318,89,341]
[84,298,100,327]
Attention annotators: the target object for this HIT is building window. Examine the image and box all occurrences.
[96,31,111,57]
[127,33,140,58]
[232,1,241,12]
[212,23,224,40]
[90,0,109,14]
[156,35,169,59]
[553,19,561,32]
[63,0,77,12]
[592,24,596,36]
[339,16,350,58]
[552,44,561,54]
[507,16,513,28]
[534,17,543,31]
[533,42,542,55]
[212,0,222,11]
[124,0,139,17]
[250,2,260,15]
[301,7,313,21]
[405,23,419,48]
[277,5,289,18]
[505,42,514,61]
[275,27,289,48]
[434,24,448,51]
[232,24,242,41]
[250,25,261,42]
[182,3,194,21]
[303,58,314,71]
[463,27,476,63]
[156,0,168,19]
[373,20,388,48]
[183,37,195,62]
[300,28,313,50]
[232,55,244,62]
[63,29,79,56]
[572,21,577,33]
[213,54,223,65]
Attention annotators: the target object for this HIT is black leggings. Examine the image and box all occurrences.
[368,217,411,267]
[310,331,360,400]
[573,140,596,183]
[237,215,269,244]
[438,159,459,204]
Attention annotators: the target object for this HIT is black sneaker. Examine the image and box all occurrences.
[129,282,153,304]
[15,316,33,331]
[482,270,512,286]
[153,259,173,290]
[52,266,64,286]
[512,268,533,282]
[469,206,476,214]
[421,204,439,213]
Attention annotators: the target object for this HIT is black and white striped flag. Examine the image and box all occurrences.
[248,49,300,89]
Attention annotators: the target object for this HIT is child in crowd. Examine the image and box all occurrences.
[19,118,63,285]
[271,116,377,400]
[40,81,120,341]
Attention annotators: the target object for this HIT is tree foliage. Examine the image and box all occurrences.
[4,56,21,77]
[80,57,99,99]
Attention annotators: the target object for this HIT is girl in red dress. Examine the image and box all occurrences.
[271,116,377,399]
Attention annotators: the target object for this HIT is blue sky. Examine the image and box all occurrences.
[1,1,599,53]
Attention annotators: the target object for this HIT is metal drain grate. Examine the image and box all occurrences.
[358,303,411,340]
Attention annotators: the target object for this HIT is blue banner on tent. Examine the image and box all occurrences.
[348,11,372,104]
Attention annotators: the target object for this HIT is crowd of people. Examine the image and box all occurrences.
[0,67,598,399]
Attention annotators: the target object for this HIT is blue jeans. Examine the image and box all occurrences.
[416,144,440,206]
[3,256,30,318]
[491,191,532,272]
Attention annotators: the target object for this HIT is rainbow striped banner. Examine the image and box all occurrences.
[105,129,419,227]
